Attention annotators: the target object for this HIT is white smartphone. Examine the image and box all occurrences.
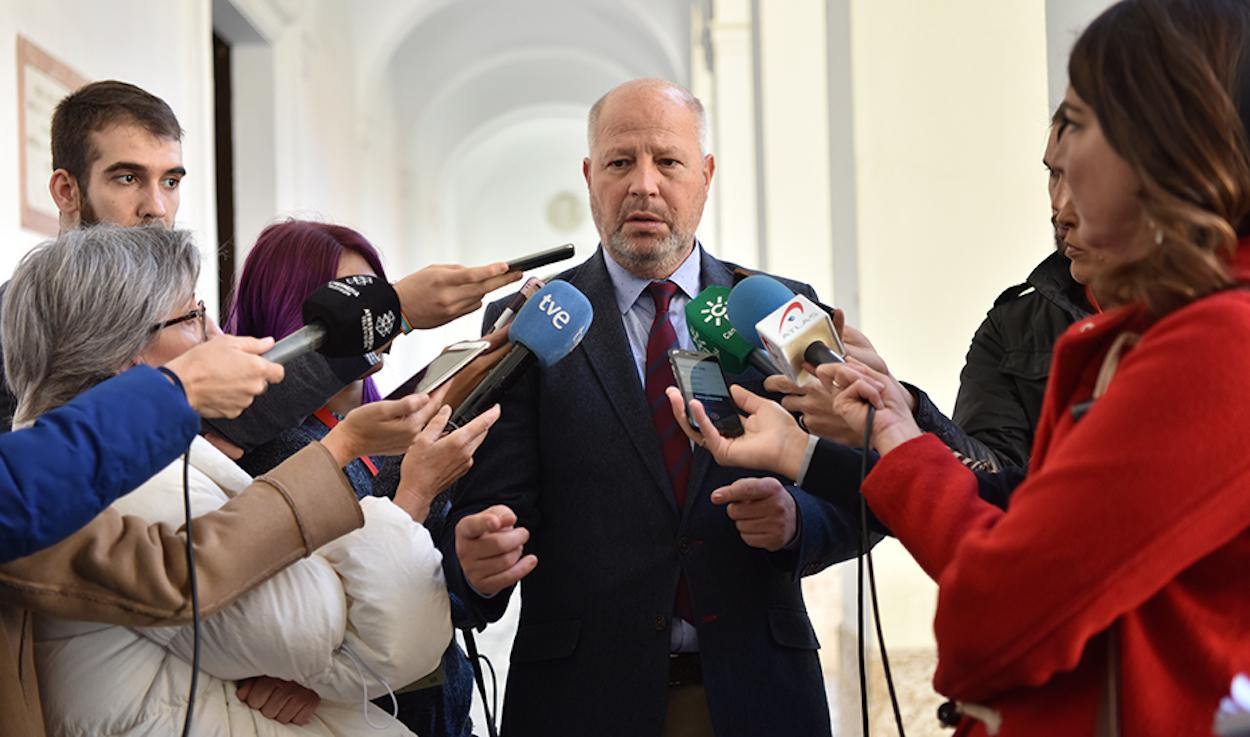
[385,340,491,399]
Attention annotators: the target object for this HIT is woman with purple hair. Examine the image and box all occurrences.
[227,220,492,737]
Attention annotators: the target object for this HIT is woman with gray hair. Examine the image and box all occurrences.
[7,225,454,736]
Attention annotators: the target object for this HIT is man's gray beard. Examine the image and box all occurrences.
[604,229,692,277]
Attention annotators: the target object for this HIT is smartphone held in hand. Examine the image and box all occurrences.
[668,349,745,438]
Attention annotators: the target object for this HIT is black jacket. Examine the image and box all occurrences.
[445,248,854,737]
[908,251,1092,481]
[805,252,1090,516]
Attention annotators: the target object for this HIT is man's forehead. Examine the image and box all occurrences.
[87,122,182,169]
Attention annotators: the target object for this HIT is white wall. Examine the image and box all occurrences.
[1046,0,1115,110]
[0,0,218,305]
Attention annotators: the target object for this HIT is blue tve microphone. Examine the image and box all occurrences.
[450,280,593,426]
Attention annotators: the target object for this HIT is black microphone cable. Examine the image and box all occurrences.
[179,448,202,737]
[463,627,499,737]
[857,405,907,737]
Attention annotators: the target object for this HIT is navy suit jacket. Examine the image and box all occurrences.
[444,247,859,737]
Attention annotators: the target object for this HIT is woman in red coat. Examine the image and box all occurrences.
[670,1,1250,734]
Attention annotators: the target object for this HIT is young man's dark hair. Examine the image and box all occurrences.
[50,80,183,189]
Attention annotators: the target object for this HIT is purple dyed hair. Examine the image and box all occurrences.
[225,220,388,405]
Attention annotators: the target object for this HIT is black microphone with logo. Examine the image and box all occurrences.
[261,274,403,365]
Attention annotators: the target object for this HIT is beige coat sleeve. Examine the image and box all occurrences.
[0,442,362,625]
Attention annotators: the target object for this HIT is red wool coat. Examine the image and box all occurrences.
[863,244,1250,736]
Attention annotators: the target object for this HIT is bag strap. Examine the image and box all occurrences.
[1091,331,1135,737]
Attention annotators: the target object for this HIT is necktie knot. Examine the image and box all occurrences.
[647,280,680,315]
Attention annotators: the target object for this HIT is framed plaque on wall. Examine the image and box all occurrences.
[16,35,88,235]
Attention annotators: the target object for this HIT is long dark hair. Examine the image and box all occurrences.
[1068,0,1250,314]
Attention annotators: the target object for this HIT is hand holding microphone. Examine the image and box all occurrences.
[165,335,285,418]
[819,361,921,456]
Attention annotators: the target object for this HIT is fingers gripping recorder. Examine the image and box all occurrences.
[262,274,403,365]
[685,286,780,375]
[450,281,593,427]
[727,275,845,386]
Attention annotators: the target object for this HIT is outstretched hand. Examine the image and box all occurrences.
[665,384,811,481]
[395,404,501,522]
[393,263,524,329]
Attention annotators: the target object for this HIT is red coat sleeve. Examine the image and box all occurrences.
[861,294,1250,702]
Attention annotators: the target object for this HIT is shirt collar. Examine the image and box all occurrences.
[602,240,703,315]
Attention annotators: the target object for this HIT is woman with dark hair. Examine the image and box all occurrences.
[666,1,1250,734]
[227,220,490,737]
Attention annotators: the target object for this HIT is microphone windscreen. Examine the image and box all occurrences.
[686,286,752,374]
[727,275,794,349]
[302,275,403,356]
[508,280,593,368]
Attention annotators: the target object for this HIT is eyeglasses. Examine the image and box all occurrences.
[150,299,208,341]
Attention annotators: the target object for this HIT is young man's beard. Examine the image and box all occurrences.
[77,188,100,227]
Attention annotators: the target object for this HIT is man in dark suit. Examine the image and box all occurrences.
[446,78,859,737]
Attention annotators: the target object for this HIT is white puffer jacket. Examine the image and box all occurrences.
[34,436,452,737]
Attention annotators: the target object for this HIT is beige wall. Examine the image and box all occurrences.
[697,0,1052,732]
[847,0,1051,731]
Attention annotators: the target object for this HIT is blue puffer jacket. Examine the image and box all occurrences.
[0,365,198,562]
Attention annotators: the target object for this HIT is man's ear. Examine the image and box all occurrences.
[49,169,81,216]
[583,158,592,187]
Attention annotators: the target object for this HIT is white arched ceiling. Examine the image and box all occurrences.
[364,0,693,396]
[373,0,693,267]
[444,108,600,267]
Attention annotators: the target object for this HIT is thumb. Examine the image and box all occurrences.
[231,335,276,354]
[729,384,767,414]
[832,308,846,337]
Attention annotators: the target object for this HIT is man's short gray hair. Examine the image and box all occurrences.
[4,224,200,424]
[587,78,709,155]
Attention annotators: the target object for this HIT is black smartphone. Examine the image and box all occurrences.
[385,340,491,400]
[668,349,745,438]
[506,243,575,273]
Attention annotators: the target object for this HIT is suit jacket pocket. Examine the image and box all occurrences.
[768,608,820,650]
[510,619,581,664]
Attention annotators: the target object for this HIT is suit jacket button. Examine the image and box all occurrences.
[654,615,668,631]
[677,536,689,554]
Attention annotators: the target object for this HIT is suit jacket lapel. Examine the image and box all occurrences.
[568,249,676,509]
[681,251,735,518]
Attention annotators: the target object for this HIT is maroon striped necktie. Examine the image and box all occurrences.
[644,281,696,625]
[644,280,692,507]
